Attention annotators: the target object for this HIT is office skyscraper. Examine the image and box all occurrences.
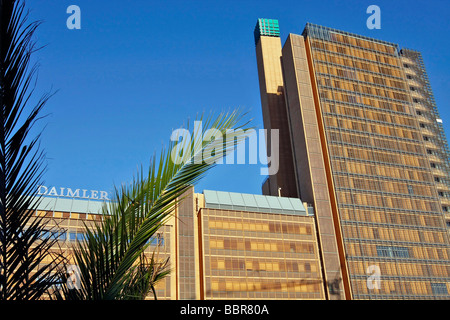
[255,19,450,299]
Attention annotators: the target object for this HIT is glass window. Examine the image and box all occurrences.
[77,233,86,241]
[431,283,448,295]
[69,232,86,241]
[149,236,164,246]
[376,245,409,258]
[57,232,66,241]
[40,231,51,240]
[69,232,77,241]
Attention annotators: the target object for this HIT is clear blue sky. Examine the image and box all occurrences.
[26,0,450,197]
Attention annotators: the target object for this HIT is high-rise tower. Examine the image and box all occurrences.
[255,20,450,299]
[255,19,350,300]
[254,19,298,199]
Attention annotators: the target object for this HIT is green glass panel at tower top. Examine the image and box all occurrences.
[254,18,280,45]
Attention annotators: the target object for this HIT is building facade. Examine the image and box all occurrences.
[30,196,174,299]
[197,190,323,299]
[255,19,450,299]
[30,187,323,300]
[400,48,450,235]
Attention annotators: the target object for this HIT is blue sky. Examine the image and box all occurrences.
[26,0,450,197]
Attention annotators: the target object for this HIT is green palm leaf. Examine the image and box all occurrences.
[64,110,252,300]
[0,0,65,300]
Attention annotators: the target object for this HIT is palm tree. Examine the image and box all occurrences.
[57,111,252,300]
[0,0,66,300]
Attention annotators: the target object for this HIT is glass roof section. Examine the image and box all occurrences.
[28,196,105,214]
[203,190,309,216]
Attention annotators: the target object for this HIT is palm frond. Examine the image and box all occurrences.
[65,110,252,300]
[0,0,64,300]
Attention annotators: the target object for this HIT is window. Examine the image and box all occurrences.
[439,192,444,197]
[393,247,409,258]
[435,177,440,182]
[423,136,428,141]
[376,245,409,258]
[69,232,86,241]
[373,228,380,239]
[410,86,416,91]
[40,230,66,241]
[416,111,422,116]
[427,149,433,155]
[431,283,448,295]
[420,123,426,128]
[442,206,448,212]
[58,232,67,241]
[407,185,414,195]
[430,163,436,168]
[404,64,409,68]
[304,263,311,272]
[149,235,165,246]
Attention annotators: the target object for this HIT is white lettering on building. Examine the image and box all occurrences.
[37,185,110,201]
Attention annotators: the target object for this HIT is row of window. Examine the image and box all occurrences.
[325,100,411,120]
[326,128,427,157]
[343,224,448,245]
[207,218,313,236]
[323,105,418,132]
[317,73,410,104]
[317,70,408,101]
[350,278,449,297]
[339,207,446,229]
[323,107,422,142]
[208,237,316,255]
[314,59,405,89]
[338,190,440,213]
[209,257,319,274]
[208,278,322,295]
[333,174,435,198]
[38,230,165,246]
[330,144,429,169]
[349,259,450,279]
[310,37,397,64]
[332,157,433,184]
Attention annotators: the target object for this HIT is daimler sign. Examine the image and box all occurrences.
[37,185,110,201]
